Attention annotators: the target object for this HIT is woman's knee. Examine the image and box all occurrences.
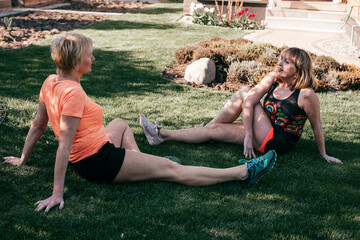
[229,86,250,105]
[166,162,188,183]
[106,118,132,146]
[204,123,222,139]
[109,118,129,128]
[236,86,250,97]
[107,118,132,133]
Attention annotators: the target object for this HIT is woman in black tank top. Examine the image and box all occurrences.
[140,48,342,164]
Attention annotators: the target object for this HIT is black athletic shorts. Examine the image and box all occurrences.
[69,142,126,184]
[264,129,295,154]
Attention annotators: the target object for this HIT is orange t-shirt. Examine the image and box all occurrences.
[39,74,109,163]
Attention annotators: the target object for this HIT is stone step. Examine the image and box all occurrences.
[276,1,347,12]
[265,16,346,33]
[266,8,348,21]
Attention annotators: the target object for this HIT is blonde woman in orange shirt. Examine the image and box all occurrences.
[3,33,276,212]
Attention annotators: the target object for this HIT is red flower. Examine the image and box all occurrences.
[245,7,249,11]
[252,13,256,17]
[239,10,244,15]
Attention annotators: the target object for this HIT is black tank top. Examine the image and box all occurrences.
[263,82,307,143]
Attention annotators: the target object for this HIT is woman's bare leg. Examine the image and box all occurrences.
[160,123,246,144]
[113,151,248,186]
[159,103,272,149]
[106,118,140,152]
[208,86,250,124]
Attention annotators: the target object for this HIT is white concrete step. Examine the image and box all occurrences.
[265,16,346,33]
[276,1,347,12]
[266,8,347,21]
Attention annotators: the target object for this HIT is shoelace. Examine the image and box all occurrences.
[238,159,252,164]
[244,156,265,168]
[151,121,162,136]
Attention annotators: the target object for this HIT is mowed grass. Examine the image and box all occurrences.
[0,2,359,239]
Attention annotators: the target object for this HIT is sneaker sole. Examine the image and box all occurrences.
[139,114,157,145]
[248,151,277,185]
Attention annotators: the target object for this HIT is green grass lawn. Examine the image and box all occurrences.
[0,2,359,239]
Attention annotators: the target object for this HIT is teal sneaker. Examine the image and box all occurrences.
[242,150,277,185]
[164,156,181,164]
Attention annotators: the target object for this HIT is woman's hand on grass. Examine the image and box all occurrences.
[34,195,65,212]
[243,135,256,158]
[3,156,22,166]
[323,154,343,164]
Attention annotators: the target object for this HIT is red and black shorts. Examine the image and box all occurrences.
[257,127,294,154]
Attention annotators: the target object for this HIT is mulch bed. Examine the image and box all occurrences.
[0,0,149,50]
[162,63,247,92]
[57,0,148,13]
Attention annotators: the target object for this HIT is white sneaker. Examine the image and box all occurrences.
[139,114,164,145]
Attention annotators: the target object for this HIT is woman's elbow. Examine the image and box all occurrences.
[30,123,46,134]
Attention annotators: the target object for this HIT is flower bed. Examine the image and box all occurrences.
[190,2,261,29]
[184,0,266,29]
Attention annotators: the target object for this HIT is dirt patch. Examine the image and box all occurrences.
[0,1,149,50]
[0,11,110,50]
[57,0,148,13]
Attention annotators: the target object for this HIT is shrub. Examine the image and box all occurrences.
[226,60,271,87]
[235,51,258,62]
[339,63,360,73]
[237,42,272,55]
[256,47,280,66]
[317,71,340,91]
[174,46,198,64]
[171,37,360,91]
[337,70,360,90]
[229,38,251,45]
[198,40,213,48]
[313,55,340,72]
[192,47,214,61]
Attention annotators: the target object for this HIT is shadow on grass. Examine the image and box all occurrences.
[87,18,175,30]
[0,44,184,101]
[129,7,182,15]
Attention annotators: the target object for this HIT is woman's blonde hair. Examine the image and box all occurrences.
[51,33,93,75]
[279,47,317,91]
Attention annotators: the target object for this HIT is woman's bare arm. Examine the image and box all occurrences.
[242,72,277,158]
[3,102,48,166]
[34,115,81,212]
[299,89,342,164]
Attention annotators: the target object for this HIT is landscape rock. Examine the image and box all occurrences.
[184,58,216,85]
